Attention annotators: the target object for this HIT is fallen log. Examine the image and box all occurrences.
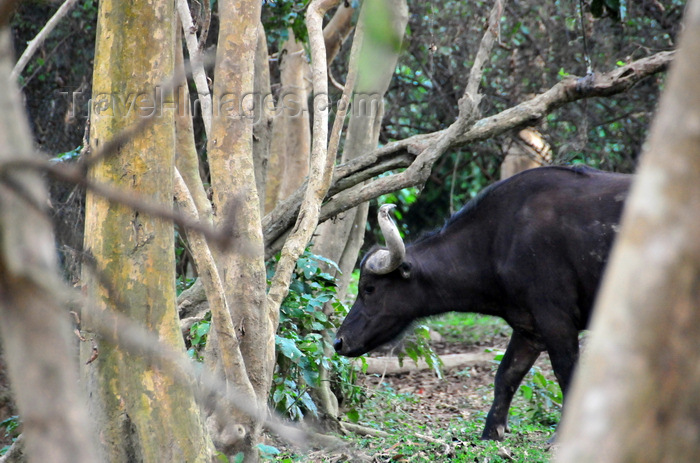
[362,352,495,375]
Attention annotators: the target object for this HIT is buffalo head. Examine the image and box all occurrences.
[334,204,423,357]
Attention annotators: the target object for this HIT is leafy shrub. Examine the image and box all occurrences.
[187,313,211,362]
[270,249,364,420]
[0,415,20,455]
[180,249,363,420]
[512,367,562,427]
[398,324,443,379]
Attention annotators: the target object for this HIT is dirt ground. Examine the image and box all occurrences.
[355,331,558,435]
[360,341,505,426]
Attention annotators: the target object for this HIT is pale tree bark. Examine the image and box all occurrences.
[176,0,212,137]
[253,22,274,212]
[80,0,212,461]
[264,3,356,215]
[324,2,356,63]
[555,1,700,461]
[0,28,98,463]
[265,0,344,346]
[311,0,408,419]
[207,0,270,459]
[499,128,551,179]
[175,28,212,224]
[265,29,311,213]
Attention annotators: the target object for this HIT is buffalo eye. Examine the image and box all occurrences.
[363,285,375,296]
[399,262,411,279]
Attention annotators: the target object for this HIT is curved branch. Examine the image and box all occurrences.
[262,50,674,255]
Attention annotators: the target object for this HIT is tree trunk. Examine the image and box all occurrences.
[265,30,311,213]
[81,0,212,461]
[499,128,551,179]
[207,0,270,459]
[0,28,98,463]
[253,22,273,213]
[324,2,356,63]
[311,0,408,418]
[555,2,700,461]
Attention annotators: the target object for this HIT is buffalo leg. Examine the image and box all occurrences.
[482,330,542,440]
[535,316,579,398]
[532,316,580,443]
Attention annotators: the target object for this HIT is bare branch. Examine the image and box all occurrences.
[0,157,233,249]
[197,0,211,50]
[11,0,80,81]
[0,26,98,462]
[262,50,674,255]
[324,2,357,64]
[75,278,312,449]
[75,254,313,449]
[173,169,256,399]
[465,0,503,101]
[176,0,213,137]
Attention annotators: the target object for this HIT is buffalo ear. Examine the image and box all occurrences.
[399,262,411,279]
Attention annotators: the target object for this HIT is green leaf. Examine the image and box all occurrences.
[300,391,319,417]
[276,336,303,363]
[257,444,281,457]
[533,371,547,389]
[346,408,360,423]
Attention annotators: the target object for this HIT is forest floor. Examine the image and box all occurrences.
[274,314,563,462]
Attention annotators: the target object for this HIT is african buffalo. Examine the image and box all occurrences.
[334,165,631,440]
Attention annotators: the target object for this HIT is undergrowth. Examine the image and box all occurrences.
[272,312,561,462]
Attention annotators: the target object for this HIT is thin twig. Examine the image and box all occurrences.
[341,422,391,438]
[0,157,233,249]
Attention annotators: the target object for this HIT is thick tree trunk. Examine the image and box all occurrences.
[0,28,98,463]
[555,2,700,461]
[81,0,212,461]
[207,0,270,459]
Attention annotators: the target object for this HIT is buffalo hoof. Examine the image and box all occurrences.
[481,425,506,441]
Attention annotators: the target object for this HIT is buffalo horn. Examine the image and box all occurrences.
[365,204,406,274]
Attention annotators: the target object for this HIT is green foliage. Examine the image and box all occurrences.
[0,415,20,456]
[176,275,196,296]
[512,368,562,427]
[257,443,281,460]
[186,313,211,362]
[50,146,82,163]
[429,312,510,345]
[262,0,312,46]
[271,249,364,421]
[398,324,444,379]
[341,384,552,462]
